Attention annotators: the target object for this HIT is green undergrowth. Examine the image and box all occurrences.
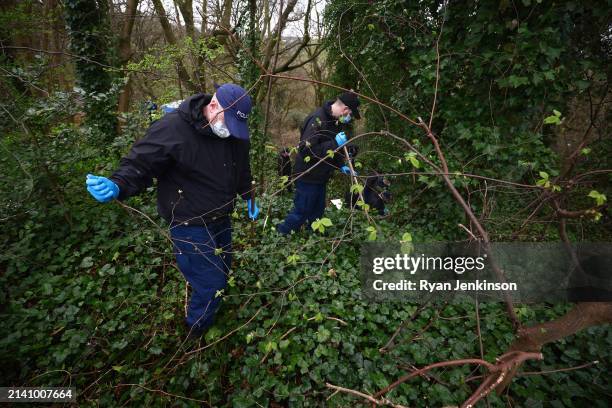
[1,186,610,407]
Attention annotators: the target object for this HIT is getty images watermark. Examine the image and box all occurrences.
[371,252,518,292]
[360,242,612,303]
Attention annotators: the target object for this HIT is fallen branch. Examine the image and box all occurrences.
[371,351,543,407]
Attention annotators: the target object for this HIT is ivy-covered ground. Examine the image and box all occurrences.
[2,1,611,406]
[1,121,610,406]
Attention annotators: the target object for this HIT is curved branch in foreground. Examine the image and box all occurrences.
[495,301,612,392]
[367,351,542,407]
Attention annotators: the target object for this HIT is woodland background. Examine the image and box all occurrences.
[1,0,611,406]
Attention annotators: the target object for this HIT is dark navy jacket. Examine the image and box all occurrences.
[293,100,348,184]
[110,93,252,226]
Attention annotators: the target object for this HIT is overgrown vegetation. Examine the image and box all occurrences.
[1,0,610,406]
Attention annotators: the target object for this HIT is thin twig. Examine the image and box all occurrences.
[325,383,408,408]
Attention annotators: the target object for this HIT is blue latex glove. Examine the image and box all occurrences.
[247,199,260,220]
[335,131,348,146]
[340,165,358,176]
[86,174,119,203]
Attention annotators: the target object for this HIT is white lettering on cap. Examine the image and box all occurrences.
[236,110,249,119]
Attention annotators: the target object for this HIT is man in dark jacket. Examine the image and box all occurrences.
[85,83,259,338]
[345,171,392,216]
[276,91,361,234]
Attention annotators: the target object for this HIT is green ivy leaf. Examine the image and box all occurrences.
[405,152,420,168]
[79,256,93,268]
[544,110,562,125]
[366,226,377,241]
[536,171,551,188]
[356,200,370,211]
[543,115,560,125]
[316,327,331,343]
[320,218,332,227]
[588,190,606,206]
[311,219,323,233]
[401,232,413,243]
[205,327,222,342]
[350,184,364,194]
[286,254,300,266]
[265,341,278,352]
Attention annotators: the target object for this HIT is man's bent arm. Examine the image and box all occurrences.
[111,119,181,200]
[298,116,338,160]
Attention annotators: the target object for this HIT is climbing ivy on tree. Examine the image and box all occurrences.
[64,0,118,139]
[236,0,269,186]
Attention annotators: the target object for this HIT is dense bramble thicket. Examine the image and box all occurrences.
[1,0,610,406]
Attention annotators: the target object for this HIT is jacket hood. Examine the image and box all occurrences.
[322,100,335,120]
[177,93,215,137]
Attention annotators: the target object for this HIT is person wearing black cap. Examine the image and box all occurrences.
[276,91,361,235]
[85,83,259,338]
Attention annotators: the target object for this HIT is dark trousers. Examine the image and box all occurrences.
[277,180,326,234]
[170,218,232,331]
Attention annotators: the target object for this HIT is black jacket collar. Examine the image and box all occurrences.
[322,100,335,121]
[178,93,215,137]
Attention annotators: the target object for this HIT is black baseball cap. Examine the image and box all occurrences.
[338,91,361,119]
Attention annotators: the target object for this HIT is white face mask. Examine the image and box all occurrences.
[210,103,231,138]
[212,120,231,138]
[339,113,352,124]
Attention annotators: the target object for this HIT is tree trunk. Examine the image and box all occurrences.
[116,0,139,120]
[151,0,198,93]
[176,0,207,91]
[65,0,117,139]
[262,0,298,71]
[175,0,194,39]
